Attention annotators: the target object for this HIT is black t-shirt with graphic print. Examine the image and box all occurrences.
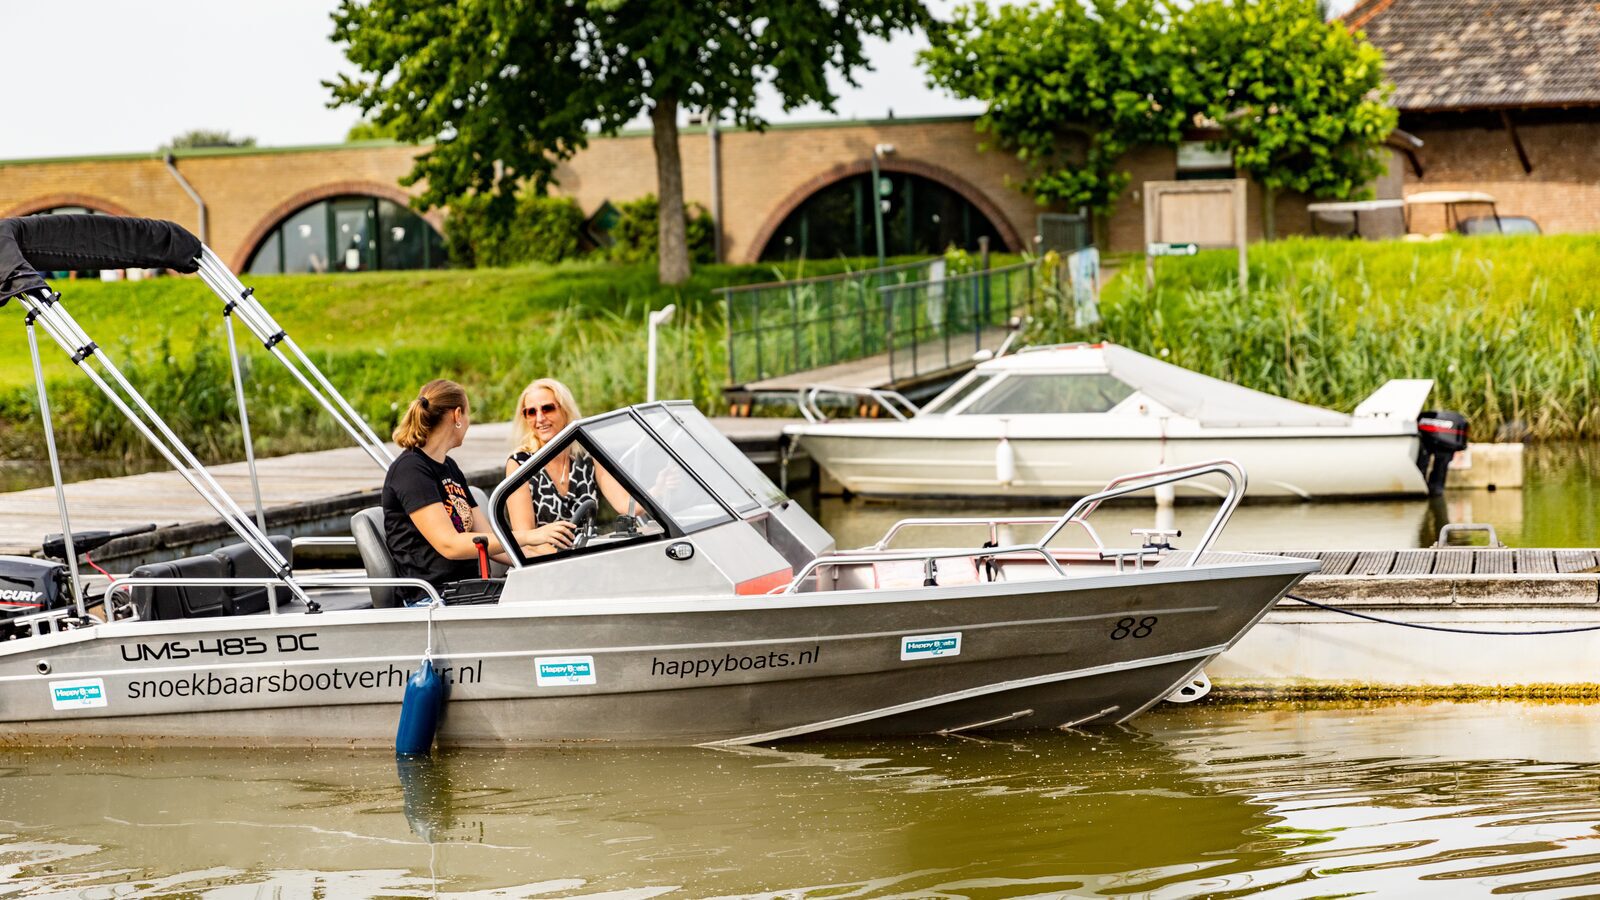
[510,451,597,525]
[382,447,479,595]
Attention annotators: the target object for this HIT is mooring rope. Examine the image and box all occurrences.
[1286,593,1600,636]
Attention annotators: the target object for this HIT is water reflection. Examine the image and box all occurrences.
[2,703,1599,897]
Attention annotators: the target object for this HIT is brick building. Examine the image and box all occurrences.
[0,115,1318,271]
[5,1,1595,271]
[1350,0,1600,233]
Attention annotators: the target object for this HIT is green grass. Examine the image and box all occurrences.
[0,258,891,461]
[1037,234,1600,441]
[10,235,1598,464]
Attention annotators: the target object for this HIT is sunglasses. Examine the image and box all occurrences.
[522,402,561,419]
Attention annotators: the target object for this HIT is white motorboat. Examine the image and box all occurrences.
[787,343,1467,501]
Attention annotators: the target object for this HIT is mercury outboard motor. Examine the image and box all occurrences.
[1416,410,1468,496]
[0,556,70,639]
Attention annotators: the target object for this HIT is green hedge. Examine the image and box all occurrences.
[445,194,586,268]
[606,194,716,265]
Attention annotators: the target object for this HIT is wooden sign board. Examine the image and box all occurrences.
[1143,179,1248,294]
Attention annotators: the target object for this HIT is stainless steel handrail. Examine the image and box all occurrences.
[105,575,443,616]
[824,460,1246,588]
[1042,460,1247,568]
[784,544,1067,593]
[798,385,921,423]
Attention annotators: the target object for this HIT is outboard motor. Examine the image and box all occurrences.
[1416,410,1469,496]
[0,556,70,639]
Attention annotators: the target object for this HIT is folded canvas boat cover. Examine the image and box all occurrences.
[0,215,202,302]
[1009,344,1353,428]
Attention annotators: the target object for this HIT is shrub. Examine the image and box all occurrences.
[607,195,715,265]
[445,194,585,268]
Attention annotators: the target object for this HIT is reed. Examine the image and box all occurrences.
[1035,235,1600,441]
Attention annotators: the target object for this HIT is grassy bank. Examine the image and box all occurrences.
[1042,235,1600,441]
[0,258,876,462]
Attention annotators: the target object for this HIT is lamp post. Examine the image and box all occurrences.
[870,143,896,269]
[647,303,677,402]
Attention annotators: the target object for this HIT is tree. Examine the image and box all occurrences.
[922,0,1195,242]
[327,0,925,285]
[346,117,399,142]
[1183,0,1396,238]
[161,129,256,151]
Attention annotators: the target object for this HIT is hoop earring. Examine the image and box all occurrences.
[455,422,463,429]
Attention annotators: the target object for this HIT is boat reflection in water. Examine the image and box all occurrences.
[2,703,1599,897]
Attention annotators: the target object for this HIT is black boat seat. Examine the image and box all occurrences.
[125,536,296,621]
[351,507,399,609]
[212,535,295,615]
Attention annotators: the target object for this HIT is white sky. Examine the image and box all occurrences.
[3,0,1358,161]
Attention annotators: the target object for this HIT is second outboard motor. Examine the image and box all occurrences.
[1416,410,1469,496]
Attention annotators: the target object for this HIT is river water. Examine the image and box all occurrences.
[2,702,1598,898]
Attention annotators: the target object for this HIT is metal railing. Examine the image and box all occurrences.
[880,261,1033,383]
[783,459,1248,592]
[718,259,939,386]
[797,385,921,423]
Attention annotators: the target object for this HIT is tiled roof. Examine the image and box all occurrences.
[1347,0,1600,111]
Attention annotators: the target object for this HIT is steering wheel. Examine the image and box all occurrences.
[570,497,598,550]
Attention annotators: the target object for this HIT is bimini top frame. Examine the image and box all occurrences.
[0,214,396,611]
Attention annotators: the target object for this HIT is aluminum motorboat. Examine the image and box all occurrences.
[0,216,1318,747]
[786,343,1467,501]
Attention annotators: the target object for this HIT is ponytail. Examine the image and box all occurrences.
[393,379,468,449]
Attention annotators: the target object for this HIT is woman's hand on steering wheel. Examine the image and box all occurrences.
[521,521,576,551]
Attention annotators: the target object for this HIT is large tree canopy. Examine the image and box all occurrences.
[922,0,1395,241]
[1184,0,1396,238]
[328,0,925,284]
[922,0,1196,235]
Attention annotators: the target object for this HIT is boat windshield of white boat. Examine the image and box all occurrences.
[489,402,833,599]
[920,343,1349,428]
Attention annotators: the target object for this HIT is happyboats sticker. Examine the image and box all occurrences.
[50,678,108,710]
[536,656,597,687]
[901,632,962,661]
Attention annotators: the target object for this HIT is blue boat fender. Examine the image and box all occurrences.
[396,659,447,756]
[396,595,449,756]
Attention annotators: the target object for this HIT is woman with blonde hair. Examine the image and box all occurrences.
[383,379,572,601]
[505,378,630,534]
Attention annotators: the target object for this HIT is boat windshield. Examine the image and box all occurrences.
[922,373,993,414]
[646,404,787,510]
[637,406,763,516]
[582,414,736,533]
[959,373,1135,415]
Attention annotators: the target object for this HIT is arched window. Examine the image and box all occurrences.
[245,195,447,274]
[761,172,1005,261]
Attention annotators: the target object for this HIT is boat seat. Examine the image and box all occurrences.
[351,507,400,609]
[872,557,980,589]
[211,535,294,615]
[125,555,230,621]
[126,536,299,621]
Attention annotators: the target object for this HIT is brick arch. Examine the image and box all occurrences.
[229,181,445,271]
[2,193,136,218]
[745,158,1024,264]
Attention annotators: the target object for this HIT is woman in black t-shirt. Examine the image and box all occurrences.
[505,378,633,534]
[382,379,574,602]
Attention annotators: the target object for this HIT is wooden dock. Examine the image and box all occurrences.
[0,418,798,565]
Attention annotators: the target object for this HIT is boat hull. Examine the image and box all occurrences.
[796,432,1428,500]
[0,560,1310,747]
